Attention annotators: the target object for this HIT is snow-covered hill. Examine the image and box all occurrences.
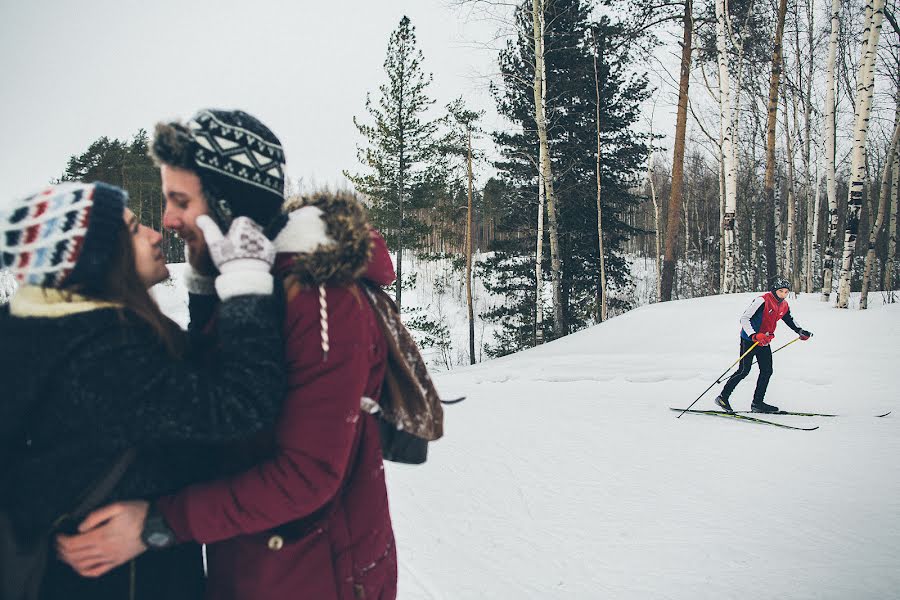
[387,291,900,599]
[148,264,899,598]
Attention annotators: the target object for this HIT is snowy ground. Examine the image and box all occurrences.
[387,291,900,599]
[146,266,900,598]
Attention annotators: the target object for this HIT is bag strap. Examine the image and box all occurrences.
[70,448,137,519]
[49,448,136,534]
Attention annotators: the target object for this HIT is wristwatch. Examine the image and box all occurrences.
[140,503,176,550]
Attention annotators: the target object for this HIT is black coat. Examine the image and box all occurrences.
[0,289,285,600]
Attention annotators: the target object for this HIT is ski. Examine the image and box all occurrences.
[734,410,837,417]
[670,408,819,431]
[684,409,890,418]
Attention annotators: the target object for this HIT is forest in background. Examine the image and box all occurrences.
[3,0,898,367]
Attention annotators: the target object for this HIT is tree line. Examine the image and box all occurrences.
[9,0,897,366]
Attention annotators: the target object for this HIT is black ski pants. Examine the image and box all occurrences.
[721,337,773,404]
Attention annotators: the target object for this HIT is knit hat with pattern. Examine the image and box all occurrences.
[0,182,126,291]
[185,109,285,230]
[769,277,791,293]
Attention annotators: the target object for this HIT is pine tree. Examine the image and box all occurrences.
[485,0,649,355]
[61,131,180,262]
[346,16,440,310]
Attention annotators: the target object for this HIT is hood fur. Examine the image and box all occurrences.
[273,191,372,286]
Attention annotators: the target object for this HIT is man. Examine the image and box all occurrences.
[58,108,398,600]
[715,277,813,414]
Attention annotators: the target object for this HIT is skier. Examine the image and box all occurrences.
[715,277,813,414]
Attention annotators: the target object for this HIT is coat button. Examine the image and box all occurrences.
[267,535,284,551]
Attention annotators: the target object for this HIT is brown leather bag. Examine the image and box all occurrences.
[362,282,444,464]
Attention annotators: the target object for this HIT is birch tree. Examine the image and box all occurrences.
[783,92,799,288]
[532,0,566,334]
[886,127,899,298]
[821,0,841,300]
[808,155,823,293]
[794,0,819,293]
[837,0,886,308]
[762,0,790,282]
[860,99,900,308]
[536,158,545,342]
[716,0,739,293]
[536,35,547,344]
[593,27,608,320]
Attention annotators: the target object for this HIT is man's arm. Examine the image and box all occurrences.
[155,285,368,543]
[59,285,369,579]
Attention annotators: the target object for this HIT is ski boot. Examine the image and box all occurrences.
[715,395,734,413]
[751,400,779,414]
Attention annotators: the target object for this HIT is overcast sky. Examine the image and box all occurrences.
[0,0,514,201]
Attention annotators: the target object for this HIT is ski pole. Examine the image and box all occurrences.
[750,336,801,367]
[676,341,759,418]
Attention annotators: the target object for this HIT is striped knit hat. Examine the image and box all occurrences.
[0,182,126,290]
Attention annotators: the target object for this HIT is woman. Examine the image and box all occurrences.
[0,181,285,600]
[63,192,398,600]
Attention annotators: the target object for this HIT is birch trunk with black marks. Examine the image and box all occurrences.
[821,0,841,300]
[465,127,476,361]
[783,93,798,289]
[763,0,789,282]
[860,100,900,308]
[647,156,662,301]
[837,0,885,308]
[535,168,545,344]
[886,110,899,299]
[532,0,566,333]
[716,0,738,293]
[808,157,823,293]
[593,36,608,320]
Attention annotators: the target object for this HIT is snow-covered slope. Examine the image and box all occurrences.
[150,267,899,598]
[387,292,900,599]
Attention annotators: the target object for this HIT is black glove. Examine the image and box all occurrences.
[799,329,812,340]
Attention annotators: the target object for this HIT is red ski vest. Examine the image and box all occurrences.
[758,291,790,335]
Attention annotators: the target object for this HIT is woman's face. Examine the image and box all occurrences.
[127,209,169,288]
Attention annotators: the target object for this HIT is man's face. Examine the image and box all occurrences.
[775,288,789,300]
[160,165,213,270]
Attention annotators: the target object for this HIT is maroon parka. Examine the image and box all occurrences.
[156,225,398,600]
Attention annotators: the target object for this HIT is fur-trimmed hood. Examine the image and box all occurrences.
[273,191,372,286]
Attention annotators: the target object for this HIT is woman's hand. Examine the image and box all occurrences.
[56,500,149,578]
[196,215,276,299]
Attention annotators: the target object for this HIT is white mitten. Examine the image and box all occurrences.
[195,215,276,300]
